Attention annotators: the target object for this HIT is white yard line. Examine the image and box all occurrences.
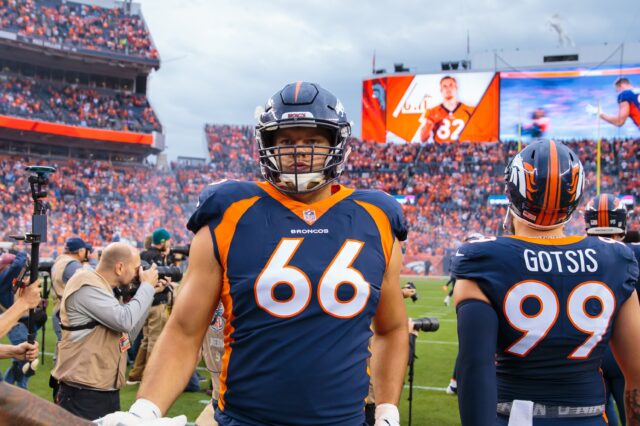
[404,385,449,392]
[415,340,458,345]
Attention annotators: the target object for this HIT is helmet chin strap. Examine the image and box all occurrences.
[502,208,515,235]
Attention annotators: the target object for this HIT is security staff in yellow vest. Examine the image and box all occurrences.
[52,242,166,420]
[51,237,92,341]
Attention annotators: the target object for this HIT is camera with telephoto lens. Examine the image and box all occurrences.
[405,281,418,303]
[170,245,190,257]
[38,260,53,275]
[411,317,439,332]
[134,260,183,285]
[168,244,190,265]
[120,261,183,301]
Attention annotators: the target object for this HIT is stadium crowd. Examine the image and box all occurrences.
[0,75,161,132]
[1,125,639,271]
[0,156,189,257]
[0,0,159,60]
[180,126,640,262]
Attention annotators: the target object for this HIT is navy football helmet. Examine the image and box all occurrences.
[256,82,351,194]
[584,193,627,236]
[505,140,585,229]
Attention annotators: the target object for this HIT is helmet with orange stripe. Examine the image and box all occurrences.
[584,194,627,236]
[504,140,585,230]
[256,82,351,194]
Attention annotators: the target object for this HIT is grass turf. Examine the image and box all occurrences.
[0,277,461,425]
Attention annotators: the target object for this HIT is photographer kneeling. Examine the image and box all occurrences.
[51,242,166,420]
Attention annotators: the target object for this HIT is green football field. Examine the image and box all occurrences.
[0,277,462,425]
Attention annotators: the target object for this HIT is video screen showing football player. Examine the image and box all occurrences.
[521,108,551,139]
[97,82,410,426]
[587,77,640,130]
[452,140,640,426]
[419,76,475,143]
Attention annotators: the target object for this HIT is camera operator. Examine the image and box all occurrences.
[0,251,43,388]
[51,242,167,420]
[141,228,171,265]
[51,237,93,341]
[0,252,40,367]
[127,228,173,385]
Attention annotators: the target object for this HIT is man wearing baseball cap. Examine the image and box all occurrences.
[127,228,172,384]
[51,237,93,341]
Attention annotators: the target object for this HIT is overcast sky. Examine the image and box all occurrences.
[135,0,640,160]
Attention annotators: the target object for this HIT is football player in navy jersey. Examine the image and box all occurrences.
[98,82,409,426]
[587,78,640,130]
[584,193,640,426]
[452,140,640,426]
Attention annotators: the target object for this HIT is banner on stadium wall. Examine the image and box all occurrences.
[403,255,444,276]
[621,195,635,206]
[0,114,154,145]
[362,72,500,143]
[394,194,416,205]
[488,195,509,206]
[500,66,640,140]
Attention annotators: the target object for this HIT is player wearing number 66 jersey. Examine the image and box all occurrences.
[419,76,475,143]
[452,140,640,426]
[97,82,410,426]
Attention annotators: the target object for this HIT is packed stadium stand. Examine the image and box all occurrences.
[0,2,637,276]
[6,121,631,273]
[0,75,160,132]
[0,0,163,164]
[0,0,158,60]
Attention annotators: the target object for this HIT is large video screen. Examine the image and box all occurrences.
[362,72,499,143]
[500,66,640,140]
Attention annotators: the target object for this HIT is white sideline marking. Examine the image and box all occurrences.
[416,340,458,345]
[404,385,448,392]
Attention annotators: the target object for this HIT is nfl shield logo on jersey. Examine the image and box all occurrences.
[303,209,317,225]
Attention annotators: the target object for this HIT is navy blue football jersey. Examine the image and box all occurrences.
[627,242,640,292]
[452,235,638,406]
[618,88,640,128]
[187,180,407,426]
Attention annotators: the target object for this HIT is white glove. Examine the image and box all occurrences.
[585,104,600,116]
[374,403,400,426]
[94,399,186,426]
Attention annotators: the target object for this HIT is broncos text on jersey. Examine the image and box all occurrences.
[186,180,407,426]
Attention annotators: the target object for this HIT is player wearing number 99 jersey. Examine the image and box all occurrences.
[104,82,410,426]
[452,140,640,426]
